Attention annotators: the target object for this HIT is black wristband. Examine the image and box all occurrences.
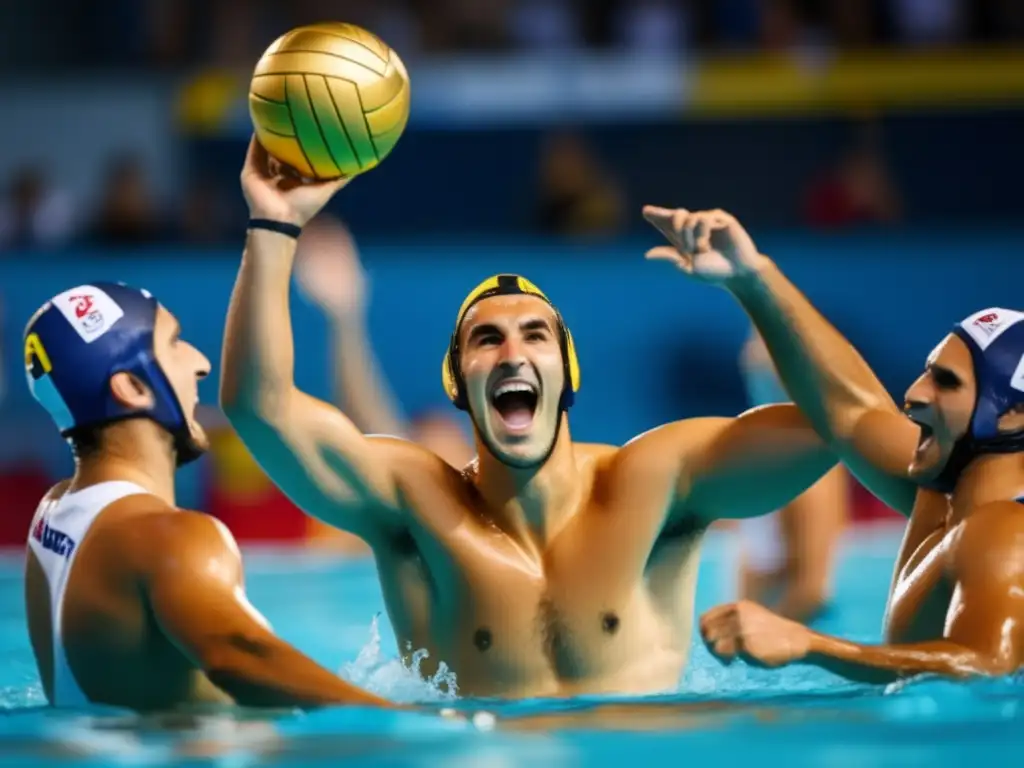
[248,218,302,239]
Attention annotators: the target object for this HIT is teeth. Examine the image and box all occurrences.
[493,382,536,398]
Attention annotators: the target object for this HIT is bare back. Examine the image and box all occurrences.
[25,483,229,711]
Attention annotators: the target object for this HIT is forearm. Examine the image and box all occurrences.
[221,230,299,417]
[803,634,994,685]
[730,259,899,444]
[206,637,396,710]
[330,313,408,437]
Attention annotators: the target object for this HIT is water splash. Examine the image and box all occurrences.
[0,682,46,711]
[338,615,460,704]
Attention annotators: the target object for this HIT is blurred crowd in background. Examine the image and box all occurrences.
[0,0,1022,588]
[5,0,1024,70]
[6,0,1022,251]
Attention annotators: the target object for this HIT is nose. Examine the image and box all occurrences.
[903,372,931,411]
[193,348,212,380]
[498,336,527,367]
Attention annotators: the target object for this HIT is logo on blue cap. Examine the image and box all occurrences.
[48,288,126,344]
[957,308,1024,353]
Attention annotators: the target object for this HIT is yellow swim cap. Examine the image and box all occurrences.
[441,274,580,411]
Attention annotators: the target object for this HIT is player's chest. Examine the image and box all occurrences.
[440,560,661,687]
[436,522,661,674]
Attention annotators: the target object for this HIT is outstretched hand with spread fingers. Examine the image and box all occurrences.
[642,206,767,287]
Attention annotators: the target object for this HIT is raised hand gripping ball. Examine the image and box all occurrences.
[249,22,410,180]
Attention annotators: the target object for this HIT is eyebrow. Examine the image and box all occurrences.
[465,317,553,345]
[169,319,181,342]
[520,318,553,333]
[927,362,962,383]
[466,323,500,345]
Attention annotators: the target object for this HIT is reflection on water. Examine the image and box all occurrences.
[4,679,1022,767]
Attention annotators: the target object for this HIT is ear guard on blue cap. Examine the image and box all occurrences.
[23,282,203,466]
[924,307,1024,493]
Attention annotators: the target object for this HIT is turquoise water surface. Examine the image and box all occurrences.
[0,527,1022,767]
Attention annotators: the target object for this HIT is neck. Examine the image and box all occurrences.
[473,415,580,552]
[70,420,178,507]
[951,451,1024,523]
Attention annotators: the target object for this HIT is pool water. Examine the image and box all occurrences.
[1,526,1022,767]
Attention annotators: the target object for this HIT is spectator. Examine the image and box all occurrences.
[804,138,903,229]
[0,167,75,251]
[536,131,625,238]
[89,154,167,245]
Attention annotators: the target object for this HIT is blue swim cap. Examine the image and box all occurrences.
[23,282,202,465]
[925,307,1024,492]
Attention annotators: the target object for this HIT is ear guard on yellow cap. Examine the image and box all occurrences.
[441,274,580,411]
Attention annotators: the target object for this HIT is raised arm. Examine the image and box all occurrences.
[137,510,395,709]
[220,139,406,543]
[644,206,920,516]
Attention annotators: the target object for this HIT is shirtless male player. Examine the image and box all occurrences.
[220,139,836,699]
[645,206,1024,683]
[23,281,391,711]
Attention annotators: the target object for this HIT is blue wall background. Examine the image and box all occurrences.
[2,228,1020,506]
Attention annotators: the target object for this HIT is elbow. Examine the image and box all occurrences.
[217,366,237,411]
[197,633,265,676]
[218,355,295,425]
[219,390,252,425]
[218,367,252,420]
[932,648,1011,679]
[221,383,293,432]
[828,401,889,448]
[969,652,1017,678]
[219,396,258,435]
[199,635,276,692]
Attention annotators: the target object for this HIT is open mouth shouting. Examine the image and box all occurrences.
[489,378,539,435]
[916,421,934,454]
[907,413,937,464]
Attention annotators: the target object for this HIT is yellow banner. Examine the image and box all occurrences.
[176,48,1024,133]
[689,48,1024,116]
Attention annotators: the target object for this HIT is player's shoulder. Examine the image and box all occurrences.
[106,498,237,556]
[950,499,1024,564]
[575,442,619,462]
[958,499,1024,535]
[367,433,434,456]
[369,432,470,482]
